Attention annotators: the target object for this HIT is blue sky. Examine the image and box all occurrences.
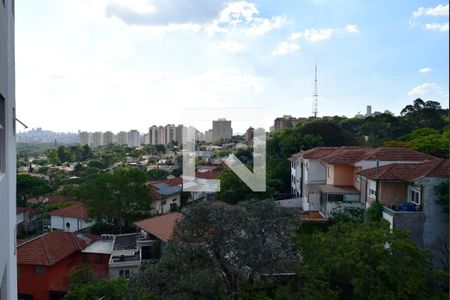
[16,0,449,133]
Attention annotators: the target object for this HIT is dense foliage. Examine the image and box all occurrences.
[74,168,153,233]
[133,200,300,300]
[16,174,55,206]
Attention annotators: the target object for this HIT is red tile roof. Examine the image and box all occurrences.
[16,207,28,214]
[320,147,376,164]
[195,171,221,180]
[17,231,97,266]
[361,147,436,162]
[27,195,77,205]
[358,159,448,182]
[134,212,183,242]
[147,177,183,187]
[48,203,89,219]
[302,147,341,159]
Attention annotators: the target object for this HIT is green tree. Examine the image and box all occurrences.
[65,268,129,300]
[405,128,448,158]
[296,222,448,299]
[158,201,299,300]
[75,168,153,233]
[400,98,448,130]
[16,174,55,206]
[147,168,169,181]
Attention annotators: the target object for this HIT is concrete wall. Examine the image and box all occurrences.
[304,159,327,184]
[383,207,425,247]
[51,216,94,232]
[0,0,17,298]
[418,177,449,268]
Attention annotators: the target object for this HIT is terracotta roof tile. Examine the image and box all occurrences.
[48,203,89,219]
[358,159,448,182]
[17,231,97,266]
[134,212,183,242]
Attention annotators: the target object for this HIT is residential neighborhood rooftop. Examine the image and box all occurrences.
[17,231,97,266]
[134,212,183,242]
[48,202,89,219]
[358,158,449,182]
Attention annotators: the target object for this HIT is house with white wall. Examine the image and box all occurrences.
[358,158,448,268]
[290,147,436,218]
[49,203,94,232]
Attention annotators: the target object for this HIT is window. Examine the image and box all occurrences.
[0,94,5,173]
[161,200,166,206]
[66,222,71,229]
[368,180,377,198]
[119,269,130,278]
[344,194,360,202]
[327,194,344,202]
[327,167,330,178]
[409,188,421,205]
[35,266,45,274]
[172,198,177,202]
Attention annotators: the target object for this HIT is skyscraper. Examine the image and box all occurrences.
[102,131,114,145]
[0,1,18,297]
[212,118,232,142]
[92,131,103,148]
[127,130,140,148]
[79,131,90,146]
[118,131,127,145]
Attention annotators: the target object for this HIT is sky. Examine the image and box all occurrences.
[16,0,449,134]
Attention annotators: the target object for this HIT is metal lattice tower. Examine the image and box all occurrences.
[312,63,318,118]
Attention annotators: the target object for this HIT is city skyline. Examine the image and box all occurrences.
[16,1,449,133]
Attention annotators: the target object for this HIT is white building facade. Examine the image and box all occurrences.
[0,0,18,298]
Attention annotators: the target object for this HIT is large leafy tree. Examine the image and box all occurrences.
[16,174,55,206]
[400,98,448,130]
[296,222,448,299]
[135,200,300,300]
[405,128,448,158]
[75,168,153,233]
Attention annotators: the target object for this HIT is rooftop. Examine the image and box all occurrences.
[113,233,137,251]
[358,158,448,182]
[48,202,89,219]
[134,212,183,242]
[17,231,97,266]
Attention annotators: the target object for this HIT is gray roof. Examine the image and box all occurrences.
[154,183,182,196]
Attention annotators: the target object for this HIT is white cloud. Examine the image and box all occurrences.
[272,42,300,56]
[216,40,246,52]
[246,15,286,35]
[290,24,358,42]
[207,1,286,36]
[218,1,259,24]
[345,24,359,33]
[408,83,440,97]
[413,4,449,17]
[418,67,432,73]
[424,22,449,32]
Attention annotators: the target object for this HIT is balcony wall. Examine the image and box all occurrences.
[382,206,425,247]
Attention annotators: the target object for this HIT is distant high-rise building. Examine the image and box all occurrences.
[157,126,166,145]
[366,105,372,117]
[149,126,159,145]
[175,124,184,145]
[102,131,114,145]
[118,131,127,145]
[165,124,176,144]
[205,129,213,143]
[92,132,102,148]
[245,127,254,142]
[212,118,232,142]
[144,133,151,145]
[0,1,18,296]
[195,130,205,142]
[127,130,140,148]
[273,115,297,132]
[79,131,90,146]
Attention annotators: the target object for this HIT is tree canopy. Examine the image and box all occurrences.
[133,200,300,300]
[16,174,55,206]
[75,168,153,233]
